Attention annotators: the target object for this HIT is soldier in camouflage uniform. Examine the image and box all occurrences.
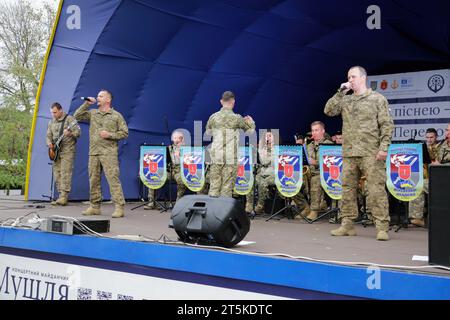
[144,131,187,210]
[437,124,450,165]
[144,131,186,210]
[306,121,333,220]
[245,131,276,213]
[206,91,255,197]
[74,90,129,218]
[325,66,394,241]
[409,128,442,227]
[46,102,81,206]
[245,131,309,217]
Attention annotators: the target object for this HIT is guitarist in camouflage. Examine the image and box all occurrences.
[46,102,81,206]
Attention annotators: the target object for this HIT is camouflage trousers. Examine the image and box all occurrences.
[148,167,187,202]
[196,164,210,195]
[208,164,237,197]
[409,178,428,219]
[289,190,309,213]
[246,174,275,207]
[246,175,308,212]
[309,173,325,211]
[53,151,75,194]
[89,154,125,207]
[340,157,390,231]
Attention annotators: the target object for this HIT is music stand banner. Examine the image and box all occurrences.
[234,146,254,196]
[139,145,167,190]
[274,145,303,198]
[319,145,343,200]
[180,146,205,192]
[386,143,424,201]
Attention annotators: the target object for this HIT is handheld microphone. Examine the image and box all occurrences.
[80,97,92,101]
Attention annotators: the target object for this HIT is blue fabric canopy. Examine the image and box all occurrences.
[27,0,450,200]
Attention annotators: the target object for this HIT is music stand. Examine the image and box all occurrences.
[246,145,260,220]
[39,161,55,204]
[390,140,430,232]
[163,145,175,212]
[131,144,170,212]
[266,144,311,222]
[307,143,341,223]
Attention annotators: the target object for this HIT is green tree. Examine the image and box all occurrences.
[0,106,30,192]
[0,0,57,192]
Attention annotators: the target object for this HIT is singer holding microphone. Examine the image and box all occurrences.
[74,90,129,218]
[324,66,394,241]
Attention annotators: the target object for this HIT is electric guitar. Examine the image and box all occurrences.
[48,121,78,161]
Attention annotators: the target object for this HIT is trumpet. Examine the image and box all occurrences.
[302,165,310,176]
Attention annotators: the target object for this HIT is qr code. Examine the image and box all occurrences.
[77,288,92,300]
[117,294,133,300]
[96,290,112,300]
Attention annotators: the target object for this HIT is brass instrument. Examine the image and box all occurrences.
[302,165,310,176]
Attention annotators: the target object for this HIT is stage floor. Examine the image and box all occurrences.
[0,196,448,277]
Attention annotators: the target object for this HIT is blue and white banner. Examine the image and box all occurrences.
[319,145,343,200]
[274,145,303,198]
[139,146,167,190]
[386,143,424,201]
[368,69,450,141]
[0,253,285,300]
[180,147,205,192]
[234,146,254,196]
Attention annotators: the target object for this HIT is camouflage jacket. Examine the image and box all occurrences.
[307,136,334,174]
[169,144,182,173]
[46,113,81,154]
[437,141,450,164]
[428,141,441,162]
[74,102,128,156]
[205,107,255,164]
[258,144,275,177]
[324,89,394,157]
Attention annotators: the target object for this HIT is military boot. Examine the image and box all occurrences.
[82,206,101,216]
[376,230,389,241]
[306,210,318,220]
[331,219,356,236]
[410,218,425,227]
[295,206,310,220]
[112,205,125,218]
[143,202,155,210]
[55,192,68,206]
[254,203,265,214]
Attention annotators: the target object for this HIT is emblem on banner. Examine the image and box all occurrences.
[234,146,254,195]
[319,145,343,200]
[370,81,378,91]
[427,74,444,93]
[180,147,205,192]
[380,79,388,90]
[274,146,303,198]
[386,144,423,201]
[139,146,167,189]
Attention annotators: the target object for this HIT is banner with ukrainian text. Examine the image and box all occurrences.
[274,146,302,198]
[386,144,423,201]
[139,146,167,190]
[234,146,253,195]
[319,145,343,200]
[180,147,205,192]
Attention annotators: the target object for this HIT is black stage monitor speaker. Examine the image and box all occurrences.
[169,195,250,248]
[429,165,450,267]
